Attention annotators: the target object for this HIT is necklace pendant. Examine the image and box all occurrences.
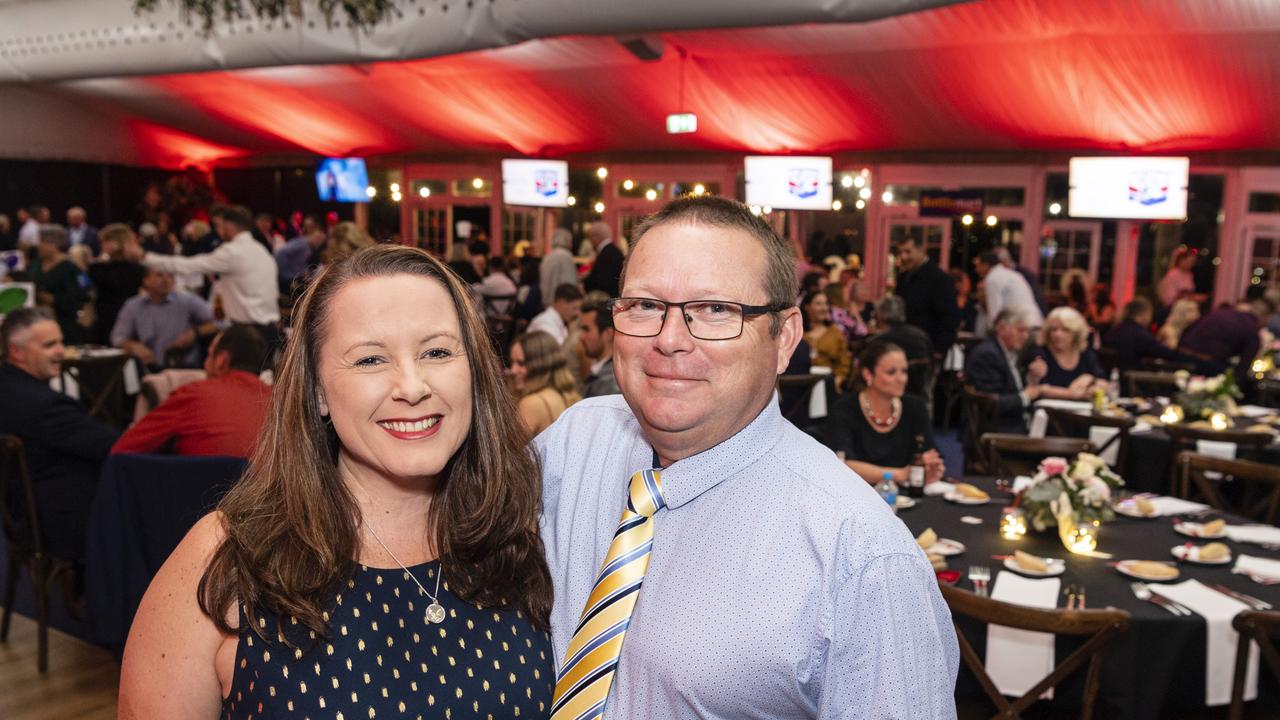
[425,602,446,624]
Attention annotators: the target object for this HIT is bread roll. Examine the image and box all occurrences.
[916,528,938,549]
[956,483,989,500]
[928,553,948,571]
[1126,561,1179,579]
[1202,519,1226,536]
[1014,550,1048,572]
[1135,497,1156,516]
[1198,542,1230,561]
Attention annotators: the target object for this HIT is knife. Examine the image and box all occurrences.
[1210,583,1273,610]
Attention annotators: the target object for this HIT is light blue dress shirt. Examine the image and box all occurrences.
[536,395,959,719]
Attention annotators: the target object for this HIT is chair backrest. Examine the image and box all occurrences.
[1232,610,1280,720]
[1141,358,1197,374]
[1044,408,1135,470]
[1125,370,1181,399]
[0,435,42,558]
[940,582,1130,720]
[981,433,1096,477]
[1095,346,1118,375]
[963,385,1002,472]
[1175,451,1280,524]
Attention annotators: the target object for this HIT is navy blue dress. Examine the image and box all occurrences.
[222,560,554,719]
[1032,346,1104,388]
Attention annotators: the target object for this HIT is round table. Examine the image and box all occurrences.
[1124,428,1280,494]
[901,477,1280,719]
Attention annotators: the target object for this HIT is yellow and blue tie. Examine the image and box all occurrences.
[550,469,666,720]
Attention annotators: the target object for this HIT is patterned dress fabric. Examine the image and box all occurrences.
[222,561,554,719]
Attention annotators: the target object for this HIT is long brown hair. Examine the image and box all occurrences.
[199,245,552,639]
[514,330,581,402]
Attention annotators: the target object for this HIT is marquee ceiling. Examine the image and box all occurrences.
[1,0,1278,167]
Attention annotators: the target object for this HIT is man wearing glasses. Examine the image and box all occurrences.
[536,196,958,719]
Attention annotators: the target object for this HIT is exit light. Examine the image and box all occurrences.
[666,113,697,134]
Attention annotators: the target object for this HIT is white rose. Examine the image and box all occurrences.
[1206,376,1222,393]
[1070,463,1095,482]
[1085,476,1111,503]
[1077,452,1107,472]
[1175,369,1190,389]
[1188,378,1206,394]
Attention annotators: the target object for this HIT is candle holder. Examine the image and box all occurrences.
[1058,516,1099,554]
[1209,411,1230,431]
[999,507,1028,540]
[1160,404,1184,425]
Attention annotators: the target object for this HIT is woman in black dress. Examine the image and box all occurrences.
[1030,305,1107,400]
[825,341,945,487]
[120,246,554,719]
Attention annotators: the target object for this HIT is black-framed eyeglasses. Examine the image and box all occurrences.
[608,297,793,341]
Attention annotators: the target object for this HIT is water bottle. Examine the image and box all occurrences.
[1108,368,1121,401]
[877,471,898,514]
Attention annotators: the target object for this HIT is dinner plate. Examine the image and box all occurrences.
[924,538,966,556]
[1003,556,1066,577]
[944,492,989,505]
[1114,500,1160,519]
[1173,521,1226,539]
[1171,544,1232,565]
[1114,560,1181,582]
[895,496,917,510]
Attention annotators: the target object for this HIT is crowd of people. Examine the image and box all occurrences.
[4,189,1280,718]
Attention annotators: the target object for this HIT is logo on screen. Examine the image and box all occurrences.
[534,170,560,198]
[787,168,819,199]
[1127,171,1170,206]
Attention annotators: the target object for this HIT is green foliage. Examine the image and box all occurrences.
[132,0,399,33]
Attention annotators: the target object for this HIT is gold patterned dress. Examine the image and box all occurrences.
[222,561,554,719]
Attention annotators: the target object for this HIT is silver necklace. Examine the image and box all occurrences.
[363,520,446,624]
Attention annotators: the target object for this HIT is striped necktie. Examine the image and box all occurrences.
[550,469,666,720]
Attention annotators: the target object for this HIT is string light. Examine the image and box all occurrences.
[693,184,706,196]
[418,187,430,198]
[644,188,658,201]
[593,201,605,213]
[986,215,999,226]
[855,199,866,210]
[596,167,608,179]
[389,182,400,193]
[471,178,484,190]
[1049,202,1062,215]
[365,186,377,198]
[623,179,635,191]
[858,187,872,200]
[881,191,894,203]
[831,200,843,211]
[566,195,577,206]
[853,175,867,189]
[961,214,974,226]
[840,175,854,188]
[391,191,402,202]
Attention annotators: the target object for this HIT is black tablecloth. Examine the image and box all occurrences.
[901,477,1280,719]
[85,453,245,654]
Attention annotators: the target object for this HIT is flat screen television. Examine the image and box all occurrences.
[315,157,370,202]
[1068,156,1190,220]
[744,155,833,210]
[501,159,569,208]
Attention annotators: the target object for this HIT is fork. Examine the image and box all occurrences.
[1131,582,1190,616]
[970,566,991,597]
[1062,584,1077,609]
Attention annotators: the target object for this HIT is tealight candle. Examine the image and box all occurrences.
[1058,517,1100,555]
[1210,411,1229,431]
[1160,405,1184,424]
[999,507,1027,539]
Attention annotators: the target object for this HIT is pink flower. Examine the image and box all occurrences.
[1040,457,1069,477]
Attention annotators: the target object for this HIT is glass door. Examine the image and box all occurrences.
[1039,220,1101,300]
[884,217,951,281]
[1246,226,1280,292]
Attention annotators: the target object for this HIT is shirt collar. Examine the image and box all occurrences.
[650,396,785,510]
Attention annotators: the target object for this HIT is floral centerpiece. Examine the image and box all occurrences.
[1173,370,1241,419]
[1013,453,1125,531]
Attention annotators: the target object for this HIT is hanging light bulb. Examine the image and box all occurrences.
[365,186,377,198]
[840,175,854,189]
[389,182,400,193]
[858,187,872,200]
[566,195,577,206]
[986,215,999,226]
[693,184,706,196]
[645,188,658,201]
[623,179,635,191]
[593,201,605,213]
[831,200,843,211]
[596,167,608,179]
[855,199,866,210]
[418,187,430,198]
[472,178,484,190]
[961,214,974,226]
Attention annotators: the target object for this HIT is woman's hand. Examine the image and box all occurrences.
[922,449,945,484]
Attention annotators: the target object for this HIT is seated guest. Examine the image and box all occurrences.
[30,224,90,345]
[825,341,945,487]
[824,283,867,340]
[527,282,582,346]
[0,307,118,561]
[1103,297,1183,374]
[1180,298,1272,386]
[872,294,934,401]
[119,245,552,718]
[111,326,270,457]
[1030,306,1107,399]
[578,299,618,398]
[1158,297,1200,349]
[112,267,218,369]
[965,304,1047,433]
[508,330,581,435]
[273,224,325,291]
[88,223,146,347]
[801,291,852,387]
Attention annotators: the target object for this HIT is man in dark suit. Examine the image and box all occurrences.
[582,221,624,298]
[892,236,960,356]
[1102,296,1183,375]
[0,307,118,561]
[964,304,1048,434]
[66,206,102,258]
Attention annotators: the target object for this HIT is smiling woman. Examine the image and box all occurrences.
[118,245,554,719]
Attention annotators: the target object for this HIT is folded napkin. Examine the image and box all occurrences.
[1029,409,1049,439]
[1029,400,1095,439]
[943,344,965,372]
[1237,404,1273,419]
[1150,579,1259,706]
[924,480,955,497]
[1234,554,1280,583]
[808,366,831,419]
[1089,426,1121,467]
[1224,525,1280,546]
[1196,439,1238,460]
[1147,496,1212,516]
[986,572,1060,699]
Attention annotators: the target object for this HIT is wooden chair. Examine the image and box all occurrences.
[1141,357,1197,374]
[776,373,828,423]
[940,583,1130,720]
[0,435,78,672]
[1124,370,1181,399]
[1175,452,1280,524]
[1164,425,1274,497]
[1044,407,1136,472]
[963,386,1001,474]
[981,433,1096,477]
[1231,610,1280,720]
